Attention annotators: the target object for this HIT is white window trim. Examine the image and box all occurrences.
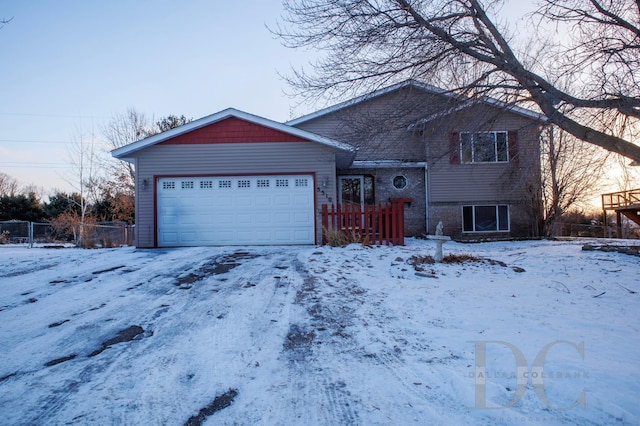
[392,174,408,190]
[460,131,509,164]
[462,205,510,233]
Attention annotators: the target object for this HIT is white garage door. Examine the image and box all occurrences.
[157,175,315,246]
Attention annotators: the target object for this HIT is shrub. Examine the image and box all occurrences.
[323,227,371,247]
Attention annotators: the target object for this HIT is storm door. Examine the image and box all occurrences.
[339,176,364,206]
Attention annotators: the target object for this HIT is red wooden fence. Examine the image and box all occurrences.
[321,198,411,246]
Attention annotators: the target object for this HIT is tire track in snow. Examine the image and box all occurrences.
[16,250,266,425]
[276,257,362,425]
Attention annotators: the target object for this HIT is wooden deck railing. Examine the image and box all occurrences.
[321,198,411,246]
[602,188,640,238]
[602,188,640,210]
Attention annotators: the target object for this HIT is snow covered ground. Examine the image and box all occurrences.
[0,239,638,425]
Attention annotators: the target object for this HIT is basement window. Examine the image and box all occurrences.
[463,205,509,232]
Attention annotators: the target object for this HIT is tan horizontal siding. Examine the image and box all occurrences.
[427,108,541,203]
[295,88,447,161]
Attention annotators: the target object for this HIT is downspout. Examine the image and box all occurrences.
[424,164,429,234]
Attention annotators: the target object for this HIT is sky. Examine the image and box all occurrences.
[0,0,314,193]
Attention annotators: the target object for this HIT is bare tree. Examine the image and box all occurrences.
[102,108,154,191]
[0,172,19,196]
[275,0,640,161]
[65,128,102,246]
[540,127,610,236]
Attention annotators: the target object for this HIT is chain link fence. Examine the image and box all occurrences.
[0,220,135,248]
[551,221,639,239]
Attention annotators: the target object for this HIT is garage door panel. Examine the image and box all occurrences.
[293,212,312,224]
[255,196,272,207]
[294,229,313,240]
[157,175,314,246]
[236,196,254,208]
[237,214,253,225]
[294,195,312,205]
[215,196,234,207]
[254,215,271,225]
[273,195,292,207]
[180,232,198,243]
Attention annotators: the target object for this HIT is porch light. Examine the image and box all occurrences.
[142,179,148,190]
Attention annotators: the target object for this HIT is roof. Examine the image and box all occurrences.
[287,80,547,126]
[111,108,355,159]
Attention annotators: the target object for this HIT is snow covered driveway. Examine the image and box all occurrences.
[0,240,638,425]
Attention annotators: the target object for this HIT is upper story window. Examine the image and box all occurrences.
[460,131,509,163]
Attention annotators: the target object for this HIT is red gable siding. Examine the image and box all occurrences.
[158,117,308,145]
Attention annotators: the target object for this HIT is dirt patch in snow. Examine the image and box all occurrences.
[44,354,77,367]
[582,243,640,257]
[407,253,526,274]
[184,388,238,426]
[92,265,126,275]
[88,325,145,357]
[176,251,259,287]
[284,324,316,361]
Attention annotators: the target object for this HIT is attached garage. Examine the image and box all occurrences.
[157,175,315,246]
[111,108,354,247]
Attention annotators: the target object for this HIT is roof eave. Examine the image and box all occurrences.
[111,108,354,159]
[287,80,450,126]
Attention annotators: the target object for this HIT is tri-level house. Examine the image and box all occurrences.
[112,80,545,247]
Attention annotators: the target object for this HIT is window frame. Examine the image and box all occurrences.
[460,131,509,163]
[392,175,408,190]
[338,175,375,205]
[462,205,510,233]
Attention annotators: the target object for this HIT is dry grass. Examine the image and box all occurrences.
[409,253,483,269]
[323,227,372,248]
[408,254,435,266]
[441,253,483,264]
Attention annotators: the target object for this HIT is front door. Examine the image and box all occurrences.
[339,176,364,206]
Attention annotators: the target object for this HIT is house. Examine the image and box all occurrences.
[112,81,545,247]
[288,80,546,240]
